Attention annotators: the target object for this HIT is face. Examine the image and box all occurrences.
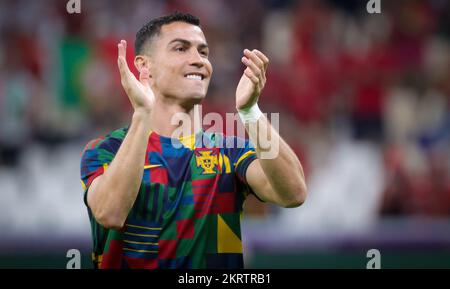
[145,22,213,105]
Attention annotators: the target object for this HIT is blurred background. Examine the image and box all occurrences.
[0,0,449,268]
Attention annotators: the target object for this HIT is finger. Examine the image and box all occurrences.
[252,49,269,70]
[139,67,151,87]
[118,39,127,59]
[242,57,260,77]
[244,67,259,85]
[117,40,134,86]
[244,49,264,71]
[117,41,127,73]
[242,56,265,83]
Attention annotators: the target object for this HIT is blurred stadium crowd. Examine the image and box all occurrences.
[0,0,449,240]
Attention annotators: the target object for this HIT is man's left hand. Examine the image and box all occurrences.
[235,49,269,110]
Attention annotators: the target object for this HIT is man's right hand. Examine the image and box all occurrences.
[88,40,155,229]
[117,40,155,113]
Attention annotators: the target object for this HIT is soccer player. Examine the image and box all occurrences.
[80,12,307,269]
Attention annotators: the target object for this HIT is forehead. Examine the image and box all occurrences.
[157,21,207,46]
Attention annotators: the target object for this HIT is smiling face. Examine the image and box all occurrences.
[145,21,213,105]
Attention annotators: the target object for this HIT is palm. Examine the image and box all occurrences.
[117,40,155,111]
[125,69,155,109]
[235,49,269,110]
[236,73,259,109]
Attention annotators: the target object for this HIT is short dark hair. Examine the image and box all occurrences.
[135,12,200,55]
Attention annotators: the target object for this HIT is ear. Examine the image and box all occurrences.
[134,55,152,77]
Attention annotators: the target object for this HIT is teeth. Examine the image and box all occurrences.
[185,74,202,80]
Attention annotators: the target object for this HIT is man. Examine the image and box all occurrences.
[80,12,306,269]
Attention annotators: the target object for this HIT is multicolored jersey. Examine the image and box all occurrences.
[80,127,258,269]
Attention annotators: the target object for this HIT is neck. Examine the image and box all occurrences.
[149,98,202,139]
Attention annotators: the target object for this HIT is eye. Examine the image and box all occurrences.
[175,46,186,52]
[200,50,209,57]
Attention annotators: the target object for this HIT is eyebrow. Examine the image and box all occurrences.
[168,38,209,50]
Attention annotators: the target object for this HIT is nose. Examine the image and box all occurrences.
[188,48,204,68]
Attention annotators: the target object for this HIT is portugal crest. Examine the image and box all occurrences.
[195,150,218,174]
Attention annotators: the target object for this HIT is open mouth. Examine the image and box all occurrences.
[184,73,204,80]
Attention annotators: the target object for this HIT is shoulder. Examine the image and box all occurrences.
[82,126,128,154]
[201,131,252,150]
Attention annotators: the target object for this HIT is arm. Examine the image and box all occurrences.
[87,40,155,229]
[245,115,307,208]
[236,49,307,208]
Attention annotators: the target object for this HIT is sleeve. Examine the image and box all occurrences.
[226,136,263,201]
[80,137,118,206]
[233,139,257,184]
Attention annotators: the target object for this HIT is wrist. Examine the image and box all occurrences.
[133,108,152,119]
[237,102,263,124]
[132,109,152,130]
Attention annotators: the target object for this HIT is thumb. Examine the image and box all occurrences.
[139,67,151,87]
